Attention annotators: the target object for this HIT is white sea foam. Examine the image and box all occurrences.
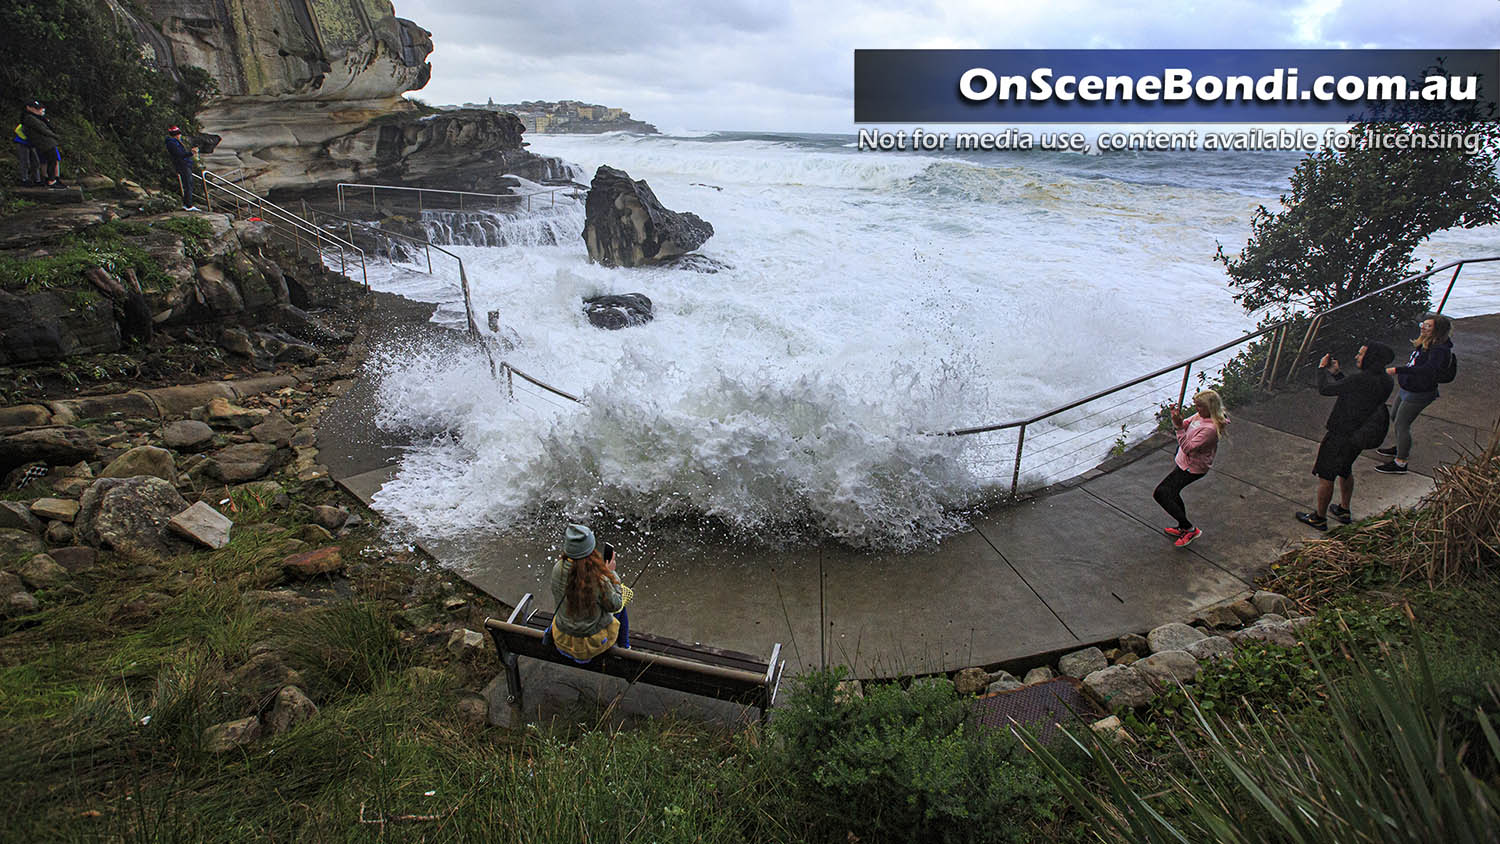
[359,132,1500,549]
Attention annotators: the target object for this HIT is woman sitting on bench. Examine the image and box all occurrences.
[545,524,633,662]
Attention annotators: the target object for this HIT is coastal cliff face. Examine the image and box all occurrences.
[115,0,561,194]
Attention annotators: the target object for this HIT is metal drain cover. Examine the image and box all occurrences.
[970,677,1105,743]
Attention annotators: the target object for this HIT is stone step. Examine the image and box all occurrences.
[11,185,86,205]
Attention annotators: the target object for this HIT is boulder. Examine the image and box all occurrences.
[195,264,245,315]
[163,420,215,452]
[296,524,334,544]
[1083,665,1156,710]
[0,502,42,534]
[0,528,45,560]
[49,546,97,573]
[1117,633,1150,656]
[1058,646,1108,679]
[208,442,281,482]
[1228,621,1298,648]
[1252,591,1294,616]
[310,505,349,531]
[19,553,68,590]
[1090,715,1134,744]
[249,416,295,447]
[1023,666,1055,684]
[75,477,191,557]
[6,590,39,615]
[0,426,97,475]
[100,446,177,483]
[203,716,262,753]
[985,676,1025,694]
[1195,606,1243,630]
[168,502,232,550]
[0,404,51,427]
[582,165,714,267]
[45,521,74,545]
[1185,635,1234,661]
[583,294,654,330]
[229,652,303,701]
[202,397,268,430]
[265,685,318,736]
[30,498,80,523]
[282,546,342,579]
[1147,622,1207,654]
[455,692,488,728]
[446,628,485,656]
[1135,651,1201,686]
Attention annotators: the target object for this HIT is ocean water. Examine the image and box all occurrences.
[358,131,1500,550]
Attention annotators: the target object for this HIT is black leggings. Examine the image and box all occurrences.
[1153,466,1205,530]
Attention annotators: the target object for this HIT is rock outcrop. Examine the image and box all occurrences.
[583,294,654,330]
[114,1,566,194]
[583,166,714,268]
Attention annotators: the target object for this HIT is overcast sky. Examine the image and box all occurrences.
[394,0,1500,133]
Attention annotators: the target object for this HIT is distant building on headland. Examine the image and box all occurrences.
[457,99,659,134]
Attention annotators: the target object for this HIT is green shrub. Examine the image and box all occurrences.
[763,670,1075,843]
[1027,641,1500,844]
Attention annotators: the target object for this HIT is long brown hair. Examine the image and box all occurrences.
[564,549,608,616]
[1414,315,1453,351]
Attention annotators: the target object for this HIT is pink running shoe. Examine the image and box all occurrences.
[1174,528,1203,548]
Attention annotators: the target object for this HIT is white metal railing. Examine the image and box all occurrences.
[941,256,1499,494]
[314,208,582,404]
[198,171,367,288]
[335,182,574,215]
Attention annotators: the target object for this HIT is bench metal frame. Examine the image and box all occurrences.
[484,593,785,723]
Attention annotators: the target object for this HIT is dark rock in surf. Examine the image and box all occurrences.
[582,166,713,268]
[583,294,654,330]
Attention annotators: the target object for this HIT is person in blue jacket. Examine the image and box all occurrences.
[165,126,199,210]
[1374,314,1455,475]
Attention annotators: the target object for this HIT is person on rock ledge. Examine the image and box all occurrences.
[1296,341,1395,531]
[543,524,633,662]
[165,126,199,211]
[21,100,63,189]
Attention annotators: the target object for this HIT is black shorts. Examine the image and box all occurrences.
[1313,431,1361,481]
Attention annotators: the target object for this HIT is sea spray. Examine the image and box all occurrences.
[356,131,1500,550]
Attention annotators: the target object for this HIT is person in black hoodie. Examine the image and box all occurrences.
[165,126,199,210]
[1374,314,1454,474]
[21,100,62,188]
[1296,341,1395,531]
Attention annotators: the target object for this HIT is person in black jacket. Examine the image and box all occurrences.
[21,101,62,188]
[165,126,199,210]
[1374,314,1454,474]
[1296,341,1395,531]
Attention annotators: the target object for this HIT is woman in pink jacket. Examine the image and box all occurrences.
[1153,389,1227,548]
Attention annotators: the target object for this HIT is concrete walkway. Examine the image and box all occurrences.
[321,311,1499,687]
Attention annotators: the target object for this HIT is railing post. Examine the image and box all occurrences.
[425,243,433,273]
[418,190,423,215]
[1177,363,1192,407]
[1262,324,1289,390]
[459,193,464,212]
[346,221,355,250]
[1010,425,1027,495]
[372,186,377,213]
[203,175,213,212]
[1436,264,1462,315]
[505,364,514,399]
[338,185,345,214]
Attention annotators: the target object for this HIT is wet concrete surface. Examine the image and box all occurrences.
[318,303,1497,716]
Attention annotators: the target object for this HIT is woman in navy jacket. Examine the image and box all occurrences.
[1375,314,1454,474]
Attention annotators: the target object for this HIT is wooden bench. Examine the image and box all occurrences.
[484,593,786,722]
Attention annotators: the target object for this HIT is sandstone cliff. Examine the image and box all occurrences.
[113,0,562,194]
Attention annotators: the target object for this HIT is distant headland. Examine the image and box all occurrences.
[453,99,660,135]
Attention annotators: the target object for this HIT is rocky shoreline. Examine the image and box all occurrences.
[0,190,511,743]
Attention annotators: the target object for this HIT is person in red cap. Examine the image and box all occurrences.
[165,125,199,210]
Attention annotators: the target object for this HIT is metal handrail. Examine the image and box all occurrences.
[335,181,571,214]
[314,207,583,404]
[940,255,1500,494]
[198,171,368,288]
